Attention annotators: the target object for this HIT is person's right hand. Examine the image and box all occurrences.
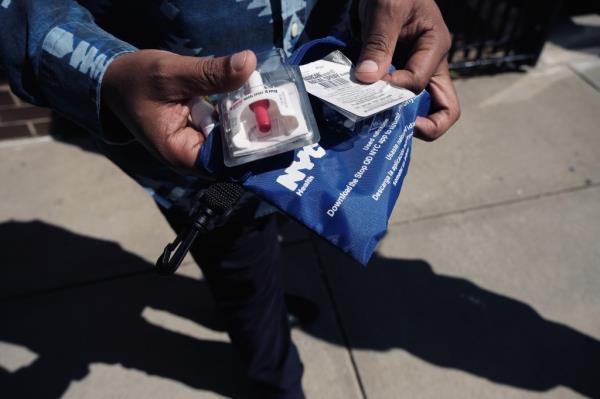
[101,49,257,172]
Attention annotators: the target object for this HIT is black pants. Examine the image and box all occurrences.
[160,204,305,398]
[92,137,304,398]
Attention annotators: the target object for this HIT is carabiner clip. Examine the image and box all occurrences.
[155,182,245,275]
[156,226,200,275]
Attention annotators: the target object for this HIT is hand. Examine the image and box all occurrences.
[354,0,459,140]
[102,49,257,171]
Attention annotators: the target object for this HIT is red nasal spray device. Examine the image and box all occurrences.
[247,71,272,134]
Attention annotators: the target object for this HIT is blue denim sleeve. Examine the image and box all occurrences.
[0,0,137,138]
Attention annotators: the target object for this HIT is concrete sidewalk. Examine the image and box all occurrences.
[1,16,599,399]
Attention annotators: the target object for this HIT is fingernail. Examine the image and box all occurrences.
[231,51,248,72]
[356,59,379,74]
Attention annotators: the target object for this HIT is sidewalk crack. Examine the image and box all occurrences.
[392,180,600,226]
[311,238,369,399]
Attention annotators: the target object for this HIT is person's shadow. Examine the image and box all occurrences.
[308,245,600,398]
[0,220,246,398]
[1,221,599,398]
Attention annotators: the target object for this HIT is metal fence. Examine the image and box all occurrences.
[438,0,563,72]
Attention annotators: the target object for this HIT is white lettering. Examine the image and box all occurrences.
[69,41,94,72]
[89,53,108,80]
[295,175,314,197]
[43,27,74,58]
[276,144,326,191]
[43,27,110,80]
[326,184,354,217]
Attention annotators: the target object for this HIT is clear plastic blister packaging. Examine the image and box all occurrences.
[218,49,320,167]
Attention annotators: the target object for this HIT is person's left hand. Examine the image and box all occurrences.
[354,0,460,141]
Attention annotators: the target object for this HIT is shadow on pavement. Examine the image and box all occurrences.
[314,247,600,398]
[1,221,599,398]
[548,15,600,55]
[46,114,99,154]
[0,221,246,398]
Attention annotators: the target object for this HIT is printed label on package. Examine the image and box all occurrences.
[299,59,416,119]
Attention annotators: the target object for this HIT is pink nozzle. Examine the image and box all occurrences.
[249,99,271,133]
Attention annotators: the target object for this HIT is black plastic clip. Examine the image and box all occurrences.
[155,182,244,275]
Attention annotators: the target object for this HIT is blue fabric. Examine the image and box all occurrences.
[245,97,430,266]
[197,37,431,265]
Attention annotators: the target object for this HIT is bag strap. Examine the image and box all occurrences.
[288,35,347,65]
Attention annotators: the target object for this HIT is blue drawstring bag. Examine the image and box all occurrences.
[197,36,430,265]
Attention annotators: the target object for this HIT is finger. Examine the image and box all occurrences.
[388,25,451,93]
[355,2,403,83]
[162,124,206,170]
[168,50,257,97]
[140,102,205,171]
[415,114,451,141]
[414,61,460,141]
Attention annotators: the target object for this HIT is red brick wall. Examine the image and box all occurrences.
[0,77,52,140]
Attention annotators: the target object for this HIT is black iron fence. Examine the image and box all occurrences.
[438,0,563,72]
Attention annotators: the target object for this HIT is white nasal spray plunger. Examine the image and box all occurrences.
[246,71,271,134]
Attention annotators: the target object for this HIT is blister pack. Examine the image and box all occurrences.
[217,49,319,166]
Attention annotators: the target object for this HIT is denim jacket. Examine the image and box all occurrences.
[0,0,350,141]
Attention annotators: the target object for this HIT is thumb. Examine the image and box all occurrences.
[354,5,400,84]
[355,33,396,83]
[170,50,257,97]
